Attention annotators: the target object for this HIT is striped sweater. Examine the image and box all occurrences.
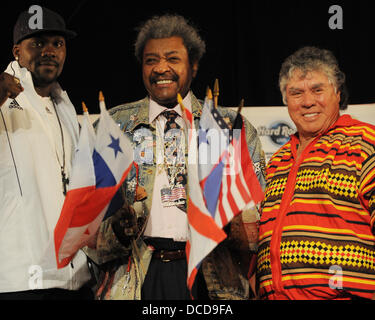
[257,114,375,300]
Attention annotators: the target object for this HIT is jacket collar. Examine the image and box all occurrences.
[5,61,65,101]
[4,61,80,145]
[128,91,203,132]
[191,93,203,119]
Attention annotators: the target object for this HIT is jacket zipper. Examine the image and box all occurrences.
[0,109,23,196]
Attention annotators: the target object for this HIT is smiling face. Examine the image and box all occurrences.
[142,36,198,107]
[13,33,66,94]
[285,69,341,144]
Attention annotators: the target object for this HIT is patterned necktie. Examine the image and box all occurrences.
[161,110,187,212]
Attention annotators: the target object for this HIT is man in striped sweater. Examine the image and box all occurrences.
[257,46,375,300]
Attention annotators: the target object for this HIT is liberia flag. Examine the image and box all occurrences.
[54,97,134,269]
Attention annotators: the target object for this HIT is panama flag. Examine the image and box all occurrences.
[178,94,227,293]
[54,95,134,269]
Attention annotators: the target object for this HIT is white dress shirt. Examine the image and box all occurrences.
[143,93,192,241]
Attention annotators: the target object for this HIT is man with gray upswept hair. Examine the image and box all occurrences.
[279,46,348,110]
[257,46,375,300]
[88,13,266,300]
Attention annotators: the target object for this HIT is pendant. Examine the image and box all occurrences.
[61,167,69,195]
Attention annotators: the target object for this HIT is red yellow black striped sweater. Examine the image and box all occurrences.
[257,114,375,300]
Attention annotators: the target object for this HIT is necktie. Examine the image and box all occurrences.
[161,110,187,212]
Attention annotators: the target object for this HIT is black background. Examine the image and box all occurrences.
[1,0,374,114]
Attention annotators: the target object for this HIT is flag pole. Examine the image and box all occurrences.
[99,90,104,102]
[82,101,89,114]
[177,93,192,132]
[213,78,219,108]
[177,93,185,112]
[206,87,213,100]
[237,98,244,116]
[99,90,106,110]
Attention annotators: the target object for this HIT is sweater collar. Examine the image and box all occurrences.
[291,113,358,145]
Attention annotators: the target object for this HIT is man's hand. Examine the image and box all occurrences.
[0,72,24,107]
[111,201,139,247]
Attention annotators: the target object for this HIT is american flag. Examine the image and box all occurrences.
[216,111,264,227]
[161,187,186,203]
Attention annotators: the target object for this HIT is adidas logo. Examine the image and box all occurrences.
[9,100,23,110]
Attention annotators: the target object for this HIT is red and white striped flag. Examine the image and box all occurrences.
[215,112,264,227]
[180,92,263,293]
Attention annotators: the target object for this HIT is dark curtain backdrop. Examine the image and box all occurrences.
[1,0,374,114]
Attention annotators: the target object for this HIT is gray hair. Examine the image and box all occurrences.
[279,46,348,110]
[134,14,206,65]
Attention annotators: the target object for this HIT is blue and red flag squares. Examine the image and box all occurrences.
[178,94,227,293]
[198,97,230,224]
[181,92,264,293]
[54,93,134,269]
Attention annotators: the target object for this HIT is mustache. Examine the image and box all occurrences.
[149,73,178,84]
[36,58,59,67]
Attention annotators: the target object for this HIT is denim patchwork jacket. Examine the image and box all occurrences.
[90,92,266,299]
